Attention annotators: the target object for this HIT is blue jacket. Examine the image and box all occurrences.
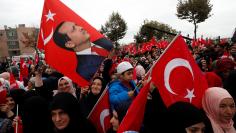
[108,80,138,108]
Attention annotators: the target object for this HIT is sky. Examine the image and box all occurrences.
[0,0,236,44]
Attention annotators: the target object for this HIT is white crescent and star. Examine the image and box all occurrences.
[41,28,54,46]
[184,89,195,103]
[164,58,196,103]
[100,109,109,133]
[45,9,56,22]
[41,9,55,46]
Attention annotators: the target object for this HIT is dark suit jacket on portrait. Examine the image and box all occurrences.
[76,38,113,81]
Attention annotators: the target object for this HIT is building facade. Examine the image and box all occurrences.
[0,24,39,61]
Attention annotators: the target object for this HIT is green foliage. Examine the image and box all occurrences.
[134,20,177,43]
[100,12,127,48]
[176,0,212,39]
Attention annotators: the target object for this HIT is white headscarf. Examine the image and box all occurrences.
[56,76,77,98]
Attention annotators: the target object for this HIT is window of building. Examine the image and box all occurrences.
[7,41,19,49]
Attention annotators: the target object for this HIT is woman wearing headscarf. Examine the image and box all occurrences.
[50,92,97,133]
[202,87,236,133]
[167,102,209,133]
[79,77,105,117]
[21,96,53,133]
[5,92,16,120]
[56,76,80,99]
[8,89,26,118]
[107,102,130,133]
[0,87,13,133]
[25,77,36,91]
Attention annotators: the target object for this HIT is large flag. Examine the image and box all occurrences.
[88,88,111,133]
[37,0,113,86]
[117,81,151,133]
[151,35,208,108]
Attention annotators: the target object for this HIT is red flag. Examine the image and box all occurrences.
[220,38,228,45]
[191,39,199,48]
[10,73,19,89]
[150,36,157,46]
[0,82,7,104]
[200,37,207,45]
[28,59,33,65]
[151,35,208,108]
[37,0,113,86]
[88,88,111,133]
[14,116,23,133]
[35,53,39,65]
[20,58,28,81]
[117,81,151,133]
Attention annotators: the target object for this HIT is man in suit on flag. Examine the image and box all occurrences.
[53,21,113,81]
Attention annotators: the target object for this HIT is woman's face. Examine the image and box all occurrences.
[185,122,205,133]
[51,109,70,130]
[218,98,235,123]
[58,79,71,93]
[91,79,102,95]
[6,97,15,110]
[110,110,119,131]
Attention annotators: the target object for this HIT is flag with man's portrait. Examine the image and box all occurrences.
[37,0,113,86]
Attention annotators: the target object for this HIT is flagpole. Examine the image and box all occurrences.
[87,86,108,119]
[15,104,19,133]
[133,34,180,92]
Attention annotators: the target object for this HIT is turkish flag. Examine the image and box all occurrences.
[28,59,33,65]
[191,39,199,48]
[19,58,28,81]
[0,82,7,104]
[10,73,19,89]
[117,81,151,133]
[37,0,113,86]
[150,36,158,46]
[88,88,111,133]
[151,35,208,108]
[34,53,39,65]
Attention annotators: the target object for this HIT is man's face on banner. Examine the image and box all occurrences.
[59,21,90,49]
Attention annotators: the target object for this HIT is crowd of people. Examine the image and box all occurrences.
[0,32,236,133]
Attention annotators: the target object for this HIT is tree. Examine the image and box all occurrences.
[20,28,41,62]
[134,20,177,44]
[20,29,38,48]
[100,12,127,49]
[176,0,212,39]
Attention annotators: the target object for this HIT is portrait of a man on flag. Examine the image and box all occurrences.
[37,0,113,86]
[53,21,113,81]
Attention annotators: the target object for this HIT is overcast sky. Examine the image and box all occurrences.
[0,0,235,43]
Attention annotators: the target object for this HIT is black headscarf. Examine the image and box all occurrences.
[22,96,53,133]
[80,77,106,117]
[167,102,205,133]
[50,92,97,133]
[113,101,130,123]
[8,89,26,117]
